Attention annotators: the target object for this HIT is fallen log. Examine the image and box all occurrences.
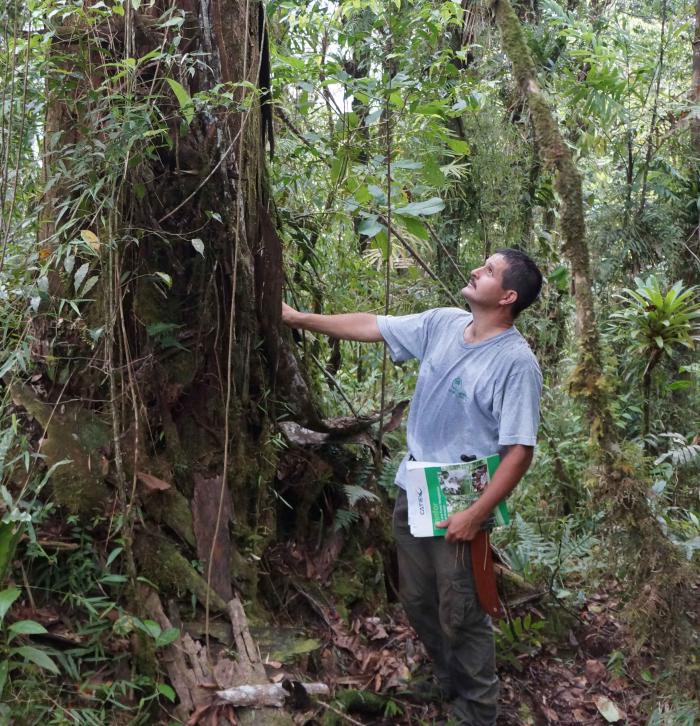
[216,682,330,707]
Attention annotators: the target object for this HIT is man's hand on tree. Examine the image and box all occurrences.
[282,302,299,326]
[436,507,484,542]
[278,303,383,342]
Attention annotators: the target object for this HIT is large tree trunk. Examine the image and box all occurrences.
[20,0,314,718]
[37,0,279,586]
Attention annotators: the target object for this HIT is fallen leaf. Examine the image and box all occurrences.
[608,676,629,692]
[136,471,171,491]
[585,659,607,684]
[594,695,626,723]
[542,706,559,721]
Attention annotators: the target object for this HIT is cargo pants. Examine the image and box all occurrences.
[393,490,498,725]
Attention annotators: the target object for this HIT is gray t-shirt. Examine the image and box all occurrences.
[377,307,542,489]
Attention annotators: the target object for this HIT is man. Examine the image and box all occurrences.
[282,249,543,725]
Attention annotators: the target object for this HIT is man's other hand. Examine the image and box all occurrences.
[436,507,482,542]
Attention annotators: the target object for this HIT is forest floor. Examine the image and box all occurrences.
[8,513,668,724]
[259,583,655,726]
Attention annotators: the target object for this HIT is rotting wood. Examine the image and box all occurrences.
[277,400,409,445]
[215,682,330,707]
[227,595,267,683]
[143,588,212,719]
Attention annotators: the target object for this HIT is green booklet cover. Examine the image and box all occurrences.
[405,455,509,537]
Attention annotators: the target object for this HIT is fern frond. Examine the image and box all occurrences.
[377,460,400,491]
[343,484,379,507]
[654,432,700,467]
[334,508,359,532]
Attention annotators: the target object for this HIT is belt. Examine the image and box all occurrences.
[471,530,503,618]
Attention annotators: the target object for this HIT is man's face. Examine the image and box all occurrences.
[460,253,515,311]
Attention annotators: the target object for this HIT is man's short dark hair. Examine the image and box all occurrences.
[495,248,543,317]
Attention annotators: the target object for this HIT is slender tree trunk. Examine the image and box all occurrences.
[491,0,609,442]
[490,0,696,658]
[692,0,700,154]
[637,0,668,217]
[685,0,700,284]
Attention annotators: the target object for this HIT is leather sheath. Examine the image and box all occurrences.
[471,530,503,618]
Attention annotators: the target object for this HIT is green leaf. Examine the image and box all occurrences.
[166,78,195,126]
[394,197,445,217]
[82,275,99,296]
[154,272,173,288]
[446,139,470,155]
[158,683,177,702]
[0,587,21,623]
[344,484,379,506]
[392,159,423,170]
[422,158,447,187]
[330,155,346,184]
[0,660,7,697]
[155,628,180,647]
[367,184,385,202]
[354,185,371,204]
[401,217,428,240]
[74,262,89,292]
[357,218,384,238]
[15,646,60,674]
[654,336,664,349]
[8,620,49,640]
[137,619,162,639]
[372,230,389,261]
[106,546,123,567]
[548,265,569,292]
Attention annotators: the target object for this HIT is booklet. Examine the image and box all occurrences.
[405,455,509,537]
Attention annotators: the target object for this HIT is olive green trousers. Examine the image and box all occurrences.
[393,490,498,726]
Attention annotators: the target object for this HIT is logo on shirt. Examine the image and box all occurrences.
[449,377,467,401]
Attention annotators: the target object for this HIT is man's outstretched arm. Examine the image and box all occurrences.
[282,302,384,342]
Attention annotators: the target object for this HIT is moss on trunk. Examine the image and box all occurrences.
[492,0,608,439]
[134,532,228,613]
[11,383,111,518]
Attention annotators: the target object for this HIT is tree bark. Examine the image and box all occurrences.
[27,2,313,716]
[491,0,609,442]
[490,0,696,658]
[692,0,700,154]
